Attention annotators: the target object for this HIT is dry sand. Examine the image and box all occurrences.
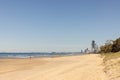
[0,54,108,80]
[104,58,120,80]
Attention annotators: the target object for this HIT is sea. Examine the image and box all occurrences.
[0,52,82,58]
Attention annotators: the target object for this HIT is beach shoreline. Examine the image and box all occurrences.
[0,54,108,80]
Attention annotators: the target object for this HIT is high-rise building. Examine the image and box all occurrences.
[91,40,98,53]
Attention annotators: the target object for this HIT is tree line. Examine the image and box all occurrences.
[100,37,120,53]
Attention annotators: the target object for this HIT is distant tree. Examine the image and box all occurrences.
[100,37,120,53]
[112,38,120,52]
[105,40,113,45]
[100,40,112,53]
[100,46,105,53]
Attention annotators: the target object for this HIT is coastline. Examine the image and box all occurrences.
[0,52,83,59]
[0,54,108,80]
[0,53,84,59]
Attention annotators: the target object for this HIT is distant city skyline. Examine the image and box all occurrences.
[0,0,120,52]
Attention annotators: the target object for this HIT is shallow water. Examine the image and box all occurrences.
[0,52,81,58]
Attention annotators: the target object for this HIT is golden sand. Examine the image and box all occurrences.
[0,54,108,80]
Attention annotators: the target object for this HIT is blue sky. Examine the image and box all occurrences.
[0,0,120,52]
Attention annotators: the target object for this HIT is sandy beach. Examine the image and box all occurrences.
[0,54,108,80]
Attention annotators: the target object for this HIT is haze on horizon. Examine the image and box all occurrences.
[0,0,120,52]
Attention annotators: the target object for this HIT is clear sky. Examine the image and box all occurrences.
[0,0,120,52]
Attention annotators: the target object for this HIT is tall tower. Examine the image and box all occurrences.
[91,40,96,53]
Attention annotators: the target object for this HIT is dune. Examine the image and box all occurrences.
[0,54,108,80]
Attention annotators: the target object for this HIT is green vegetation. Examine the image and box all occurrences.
[100,37,120,80]
[100,37,120,53]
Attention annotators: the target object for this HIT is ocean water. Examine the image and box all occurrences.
[0,52,81,58]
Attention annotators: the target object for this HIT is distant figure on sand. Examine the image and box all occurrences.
[29,56,32,59]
